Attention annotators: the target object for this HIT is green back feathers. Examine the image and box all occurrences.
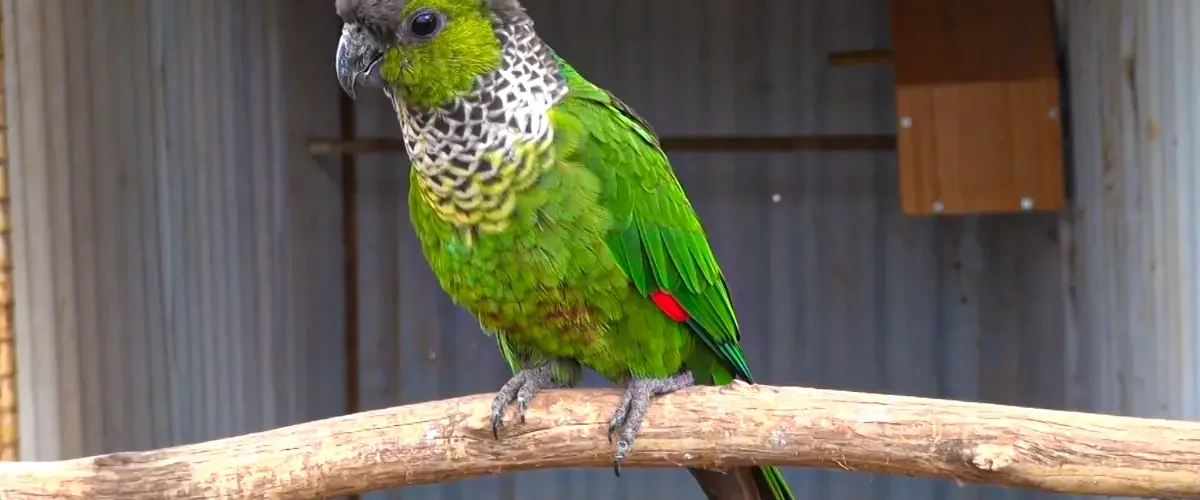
[551,56,755,385]
[554,59,799,500]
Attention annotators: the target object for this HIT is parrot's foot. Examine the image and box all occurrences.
[607,371,696,476]
[489,364,565,439]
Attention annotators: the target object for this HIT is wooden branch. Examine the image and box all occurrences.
[1,383,1199,499]
[307,135,897,155]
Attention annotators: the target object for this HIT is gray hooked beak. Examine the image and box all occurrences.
[336,24,384,100]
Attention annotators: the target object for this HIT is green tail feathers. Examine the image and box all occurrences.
[689,465,795,500]
[752,465,796,500]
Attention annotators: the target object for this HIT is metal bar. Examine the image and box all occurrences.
[337,84,361,500]
[308,134,897,156]
[827,49,894,67]
[661,135,896,152]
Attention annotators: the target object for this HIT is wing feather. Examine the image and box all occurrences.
[552,56,753,383]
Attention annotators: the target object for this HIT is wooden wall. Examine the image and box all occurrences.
[0,11,18,460]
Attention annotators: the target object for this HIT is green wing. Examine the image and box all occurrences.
[552,57,753,384]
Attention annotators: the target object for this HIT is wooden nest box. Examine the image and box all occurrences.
[890,0,1065,215]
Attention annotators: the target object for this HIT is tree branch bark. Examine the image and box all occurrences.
[1,383,1198,499]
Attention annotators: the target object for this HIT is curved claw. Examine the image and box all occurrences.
[607,372,696,477]
[490,408,504,439]
[606,391,633,443]
[515,380,541,424]
[489,374,527,440]
[488,365,562,439]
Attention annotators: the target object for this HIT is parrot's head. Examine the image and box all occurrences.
[335,0,526,109]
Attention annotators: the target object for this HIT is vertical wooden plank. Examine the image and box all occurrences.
[0,7,18,461]
[889,0,1058,86]
[897,80,1065,214]
[895,87,937,213]
[891,0,1066,215]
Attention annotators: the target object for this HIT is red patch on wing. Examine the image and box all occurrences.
[650,290,690,322]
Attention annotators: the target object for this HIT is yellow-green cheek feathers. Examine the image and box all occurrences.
[380,0,504,110]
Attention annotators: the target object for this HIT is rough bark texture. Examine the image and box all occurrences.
[0,382,1198,499]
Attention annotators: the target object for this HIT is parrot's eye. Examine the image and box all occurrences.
[405,8,444,41]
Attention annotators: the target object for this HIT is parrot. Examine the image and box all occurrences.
[334,0,796,498]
